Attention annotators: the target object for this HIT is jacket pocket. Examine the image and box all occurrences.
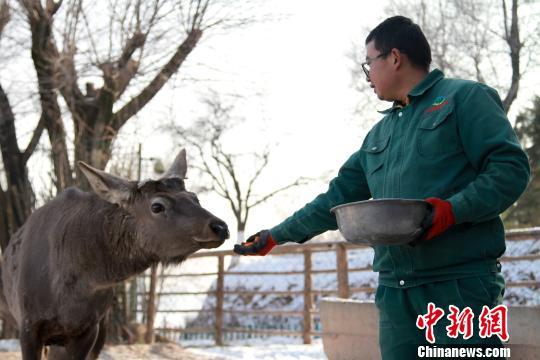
[417,104,462,157]
[362,136,390,176]
[456,274,504,308]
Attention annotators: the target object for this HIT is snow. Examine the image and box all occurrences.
[187,339,326,360]
[0,338,326,360]
[500,238,540,306]
[0,339,20,352]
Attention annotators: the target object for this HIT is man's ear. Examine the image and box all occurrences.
[391,48,403,68]
[78,161,133,205]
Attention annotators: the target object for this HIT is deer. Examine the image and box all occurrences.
[0,149,229,359]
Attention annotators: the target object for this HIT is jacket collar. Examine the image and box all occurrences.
[408,68,444,97]
[378,69,445,114]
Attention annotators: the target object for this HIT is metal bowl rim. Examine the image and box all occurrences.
[330,198,427,214]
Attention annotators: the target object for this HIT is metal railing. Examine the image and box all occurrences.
[139,228,540,345]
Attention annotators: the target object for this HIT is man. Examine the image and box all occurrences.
[234,16,530,359]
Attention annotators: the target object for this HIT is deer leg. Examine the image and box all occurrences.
[19,329,44,360]
[65,325,99,360]
[46,346,69,360]
[89,319,107,360]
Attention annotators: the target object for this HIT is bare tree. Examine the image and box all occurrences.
[0,0,261,246]
[350,0,539,114]
[0,0,35,251]
[171,92,311,244]
[0,0,264,341]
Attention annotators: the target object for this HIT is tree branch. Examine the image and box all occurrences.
[0,83,21,158]
[45,0,62,17]
[58,48,85,119]
[248,178,311,209]
[57,1,84,117]
[112,28,203,131]
[245,150,269,203]
[118,31,146,68]
[209,141,232,198]
[22,113,45,163]
[0,0,10,37]
[501,0,521,113]
[190,139,239,217]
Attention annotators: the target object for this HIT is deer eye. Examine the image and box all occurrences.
[151,202,165,214]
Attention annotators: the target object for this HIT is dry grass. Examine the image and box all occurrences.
[0,342,223,360]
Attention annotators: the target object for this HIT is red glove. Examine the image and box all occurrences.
[422,197,456,240]
[233,230,276,256]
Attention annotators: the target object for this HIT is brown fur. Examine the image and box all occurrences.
[0,151,228,359]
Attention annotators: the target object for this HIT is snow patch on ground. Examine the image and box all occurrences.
[187,338,326,360]
[0,339,20,352]
[0,338,326,360]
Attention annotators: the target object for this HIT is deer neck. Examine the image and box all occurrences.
[94,206,157,287]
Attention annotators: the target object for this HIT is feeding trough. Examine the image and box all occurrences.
[320,298,540,360]
[330,199,430,246]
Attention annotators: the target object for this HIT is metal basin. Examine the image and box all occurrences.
[330,199,429,246]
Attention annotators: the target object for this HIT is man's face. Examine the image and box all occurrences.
[365,40,394,101]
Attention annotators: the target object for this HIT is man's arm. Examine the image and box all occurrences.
[447,83,531,224]
[270,150,372,244]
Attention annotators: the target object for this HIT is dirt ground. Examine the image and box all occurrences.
[0,342,224,360]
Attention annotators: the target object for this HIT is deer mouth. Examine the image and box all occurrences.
[193,237,225,249]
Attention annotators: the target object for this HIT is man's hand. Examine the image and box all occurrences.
[421,197,456,240]
[233,230,277,256]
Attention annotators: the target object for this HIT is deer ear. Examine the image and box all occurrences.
[78,161,132,205]
[161,149,187,180]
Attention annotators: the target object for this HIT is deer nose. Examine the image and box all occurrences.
[210,220,229,241]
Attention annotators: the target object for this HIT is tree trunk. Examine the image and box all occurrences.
[501,0,521,114]
[27,5,73,191]
[228,224,245,268]
[0,188,10,251]
[74,131,113,190]
[0,84,34,250]
[237,229,245,243]
[1,318,17,338]
[106,284,129,344]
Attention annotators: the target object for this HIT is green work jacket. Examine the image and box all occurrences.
[271,69,530,288]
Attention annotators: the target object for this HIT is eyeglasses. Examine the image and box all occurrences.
[361,52,390,79]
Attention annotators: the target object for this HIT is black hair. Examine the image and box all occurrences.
[365,16,431,71]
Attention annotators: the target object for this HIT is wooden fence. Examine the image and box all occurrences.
[140,228,540,345]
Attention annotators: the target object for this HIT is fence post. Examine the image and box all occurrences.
[144,264,158,343]
[303,249,312,344]
[129,278,138,322]
[336,243,350,298]
[215,254,225,346]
